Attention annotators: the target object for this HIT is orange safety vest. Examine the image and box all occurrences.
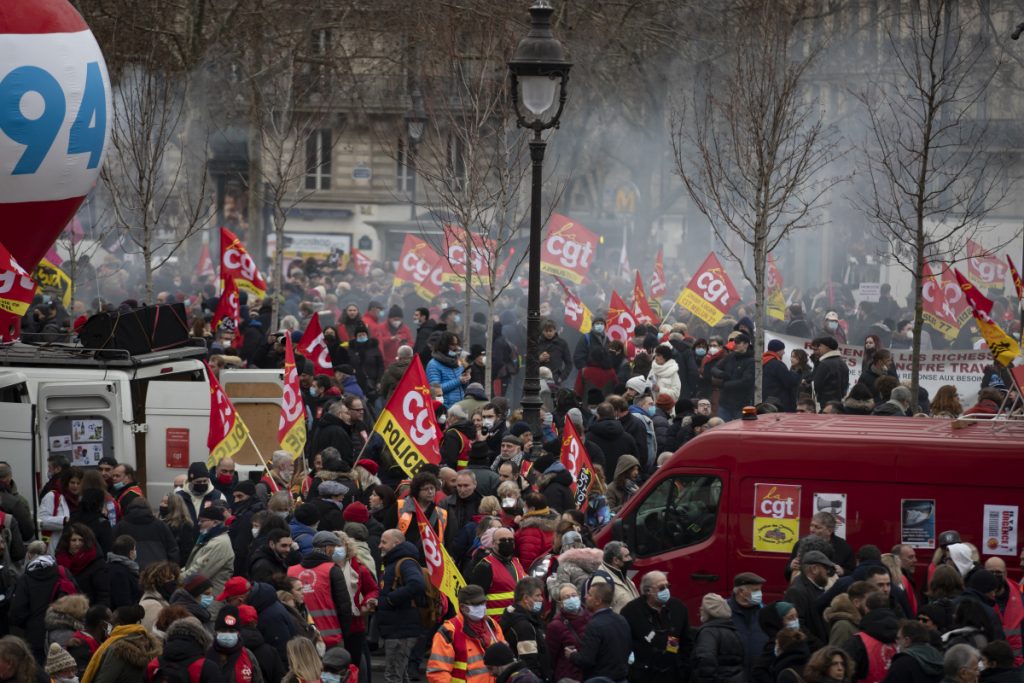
[445,428,472,470]
[397,499,448,540]
[856,631,897,683]
[288,561,344,646]
[427,614,502,683]
[481,554,524,617]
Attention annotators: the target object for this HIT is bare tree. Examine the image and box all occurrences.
[856,0,1012,400]
[672,0,843,404]
[100,56,210,304]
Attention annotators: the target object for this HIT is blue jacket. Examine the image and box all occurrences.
[288,520,317,556]
[729,596,768,681]
[247,581,299,662]
[761,354,801,412]
[378,541,426,639]
[426,355,464,407]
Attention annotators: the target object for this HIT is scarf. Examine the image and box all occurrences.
[430,350,460,368]
[57,545,97,575]
[762,351,781,366]
[81,625,150,683]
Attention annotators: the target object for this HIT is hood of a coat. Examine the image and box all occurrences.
[518,509,560,531]
[589,418,626,439]
[384,540,420,564]
[246,582,280,611]
[613,454,641,480]
[824,593,861,626]
[649,359,679,378]
[859,607,900,642]
[557,547,603,572]
[109,629,162,667]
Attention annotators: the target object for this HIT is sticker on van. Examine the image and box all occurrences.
[753,483,801,553]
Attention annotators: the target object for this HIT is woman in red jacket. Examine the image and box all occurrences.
[514,493,560,572]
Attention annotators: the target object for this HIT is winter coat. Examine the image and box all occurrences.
[841,607,900,681]
[247,582,298,663]
[169,588,212,624]
[377,540,426,639]
[585,419,636,481]
[538,333,572,384]
[843,395,876,415]
[606,454,641,512]
[590,561,640,615]
[880,643,943,683]
[621,596,692,683]
[441,490,482,548]
[288,519,318,556]
[426,352,465,407]
[825,593,862,646]
[762,353,802,412]
[545,609,591,683]
[514,508,560,570]
[227,497,265,575]
[380,357,412,401]
[784,573,831,644]
[548,547,604,598]
[310,413,354,466]
[716,348,756,412]
[619,412,651,469]
[568,607,632,681]
[379,322,414,369]
[175,484,225,526]
[537,466,574,513]
[150,617,223,683]
[572,330,608,370]
[240,625,285,683]
[813,350,850,408]
[113,505,180,569]
[729,596,768,681]
[11,557,80,660]
[691,618,745,683]
[139,590,167,632]
[44,594,89,649]
[247,544,290,584]
[107,553,143,609]
[648,359,682,401]
[500,604,550,680]
[651,408,674,455]
[184,524,234,595]
[348,338,385,391]
[62,553,110,607]
[89,626,162,683]
[771,643,812,683]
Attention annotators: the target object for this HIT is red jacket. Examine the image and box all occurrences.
[514,509,560,571]
[348,558,380,635]
[379,322,414,367]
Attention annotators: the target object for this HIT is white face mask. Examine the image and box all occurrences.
[465,604,487,621]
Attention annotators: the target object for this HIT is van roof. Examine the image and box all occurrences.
[0,342,207,368]
[707,412,1024,442]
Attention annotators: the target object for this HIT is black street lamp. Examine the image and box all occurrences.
[508,0,571,434]
[405,85,426,220]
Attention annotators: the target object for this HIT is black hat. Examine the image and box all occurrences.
[734,572,767,587]
[483,643,515,667]
[198,505,225,522]
[188,462,209,481]
[812,336,839,350]
[234,480,256,497]
[967,569,1000,595]
[367,300,384,311]
[215,605,240,632]
[938,530,961,547]
[387,304,403,319]
[294,502,319,526]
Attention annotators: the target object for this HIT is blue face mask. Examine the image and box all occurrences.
[200,594,214,608]
[695,348,707,357]
[645,406,656,417]
[656,588,670,604]
[216,632,239,648]
[321,674,342,683]
[454,315,462,324]
[562,596,581,613]
[332,547,347,564]
[787,618,800,630]
[356,335,368,343]
[448,350,460,357]
[593,323,605,334]
[112,481,127,491]
[750,590,763,606]
[532,600,544,613]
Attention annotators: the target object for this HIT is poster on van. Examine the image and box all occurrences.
[813,493,848,538]
[982,505,1018,556]
[901,499,937,549]
[753,483,801,553]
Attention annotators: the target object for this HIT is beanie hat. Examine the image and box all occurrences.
[183,574,212,596]
[701,593,731,620]
[812,336,839,350]
[215,604,240,632]
[238,605,258,626]
[947,543,974,577]
[655,393,675,411]
[234,480,256,497]
[625,376,649,395]
[312,531,342,548]
[45,643,77,675]
[318,480,347,497]
[509,421,532,437]
[166,616,213,650]
[483,642,515,667]
[343,501,370,524]
[967,568,999,594]
[198,505,225,522]
[343,522,368,542]
[356,459,379,475]
[293,502,319,526]
[774,601,795,620]
[567,408,583,428]
[387,304,404,319]
[767,339,785,353]
[187,462,209,481]
[323,647,353,671]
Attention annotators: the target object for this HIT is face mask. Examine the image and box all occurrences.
[826,321,838,331]
[497,538,516,558]
[465,604,486,621]
[190,482,207,495]
[251,526,260,538]
[321,674,342,683]
[501,497,518,509]
[310,386,319,397]
[656,588,670,604]
[57,677,78,683]
[105,623,113,636]
[695,348,707,357]
[786,618,800,630]
[532,601,543,613]
[593,323,605,334]
[159,505,169,517]
[332,547,347,563]
[750,590,763,606]
[482,418,495,429]
[316,640,326,657]
[112,481,127,491]
[454,315,462,324]
[216,632,239,648]
[217,473,233,485]
[709,346,720,354]
[562,596,581,614]
[448,350,460,357]
[200,594,215,608]
[645,406,656,417]
[274,511,289,519]
[356,335,368,343]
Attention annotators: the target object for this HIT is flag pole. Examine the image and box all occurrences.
[660,299,680,323]
[245,430,280,493]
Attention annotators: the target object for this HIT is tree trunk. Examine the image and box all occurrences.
[271,203,287,332]
[144,238,154,305]
[754,238,767,406]
[462,228,472,355]
[485,294,494,399]
[911,245,925,408]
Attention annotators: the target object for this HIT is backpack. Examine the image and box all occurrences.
[146,657,205,683]
[394,557,444,630]
[50,566,78,601]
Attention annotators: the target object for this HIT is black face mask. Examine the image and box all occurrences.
[497,539,515,559]
[158,505,169,517]
[158,580,177,600]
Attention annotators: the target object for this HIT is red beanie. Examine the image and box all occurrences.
[238,605,258,626]
[356,459,379,476]
[343,501,370,523]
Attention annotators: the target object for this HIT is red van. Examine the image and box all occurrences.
[595,414,1024,615]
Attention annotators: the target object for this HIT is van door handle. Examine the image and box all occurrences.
[691,573,719,582]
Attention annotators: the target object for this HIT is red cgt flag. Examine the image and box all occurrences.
[632,270,659,325]
[675,252,740,327]
[298,314,335,377]
[371,356,443,477]
[0,240,37,318]
[413,499,466,610]
[196,242,215,279]
[921,263,960,341]
[212,275,241,334]
[554,277,592,334]
[606,290,637,343]
[650,248,667,299]
[954,269,1021,367]
[967,239,1008,290]
[206,362,250,467]
[1007,256,1023,304]
[392,234,444,301]
[350,248,373,277]
[221,227,267,295]
[278,335,307,459]
[559,417,596,511]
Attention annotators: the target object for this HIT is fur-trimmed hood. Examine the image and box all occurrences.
[518,508,559,532]
[824,593,861,626]
[107,629,163,668]
[556,547,604,572]
[842,396,875,413]
[45,594,89,630]
[165,617,212,650]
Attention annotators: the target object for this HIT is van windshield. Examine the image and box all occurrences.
[627,474,722,557]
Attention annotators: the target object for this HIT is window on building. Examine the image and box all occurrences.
[447,133,466,192]
[396,137,415,194]
[305,129,332,190]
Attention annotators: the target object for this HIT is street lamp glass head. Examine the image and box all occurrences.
[519,75,558,116]
[508,0,571,129]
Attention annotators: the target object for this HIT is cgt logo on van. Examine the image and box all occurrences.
[753,483,801,554]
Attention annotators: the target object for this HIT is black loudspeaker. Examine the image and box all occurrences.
[79,303,190,354]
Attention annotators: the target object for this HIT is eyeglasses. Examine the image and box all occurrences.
[917,616,932,624]
[349,407,364,412]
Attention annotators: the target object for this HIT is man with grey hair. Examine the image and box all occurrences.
[941,643,980,682]
[256,450,295,501]
[873,384,913,416]
[380,344,415,401]
[441,469,481,547]
[310,399,355,465]
[620,570,691,683]
[785,510,855,580]
[591,541,640,613]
